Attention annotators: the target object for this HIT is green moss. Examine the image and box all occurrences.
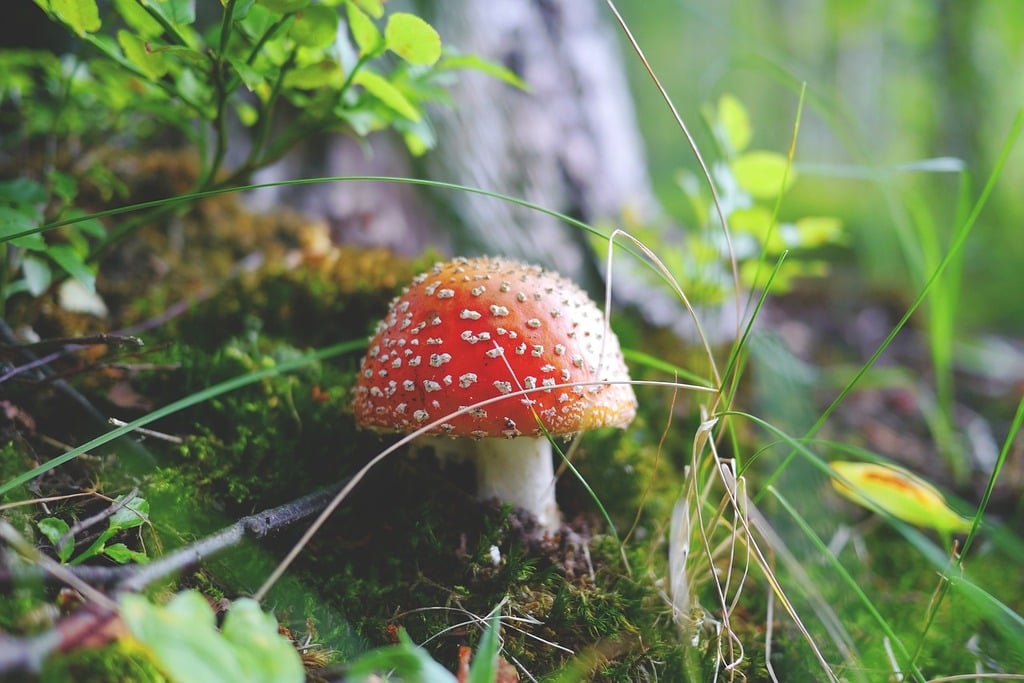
[40,640,167,683]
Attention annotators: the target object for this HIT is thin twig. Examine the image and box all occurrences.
[0,480,346,590]
[55,488,140,557]
[107,419,183,444]
[0,333,143,354]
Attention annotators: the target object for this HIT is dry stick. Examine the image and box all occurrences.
[0,333,144,355]
[0,481,347,678]
[0,318,108,423]
[0,480,346,590]
[119,482,343,593]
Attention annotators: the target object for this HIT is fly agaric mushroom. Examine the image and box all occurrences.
[352,256,637,533]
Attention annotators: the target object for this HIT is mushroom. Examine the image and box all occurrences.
[352,256,637,533]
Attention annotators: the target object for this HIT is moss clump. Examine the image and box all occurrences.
[40,640,168,683]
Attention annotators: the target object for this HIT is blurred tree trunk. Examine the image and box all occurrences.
[257,0,661,297]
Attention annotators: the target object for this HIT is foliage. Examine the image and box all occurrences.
[120,590,305,683]
[36,494,150,565]
[595,94,844,304]
[346,608,503,683]
[1,0,521,309]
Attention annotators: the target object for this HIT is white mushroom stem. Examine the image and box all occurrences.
[472,437,561,534]
[424,435,561,533]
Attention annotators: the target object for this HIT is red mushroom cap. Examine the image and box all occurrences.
[352,256,637,438]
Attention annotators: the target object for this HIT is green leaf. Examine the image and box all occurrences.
[468,610,501,683]
[283,60,343,90]
[37,517,73,563]
[384,12,441,66]
[794,215,844,247]
[716,94,752,155]
[732,206,783,254]
[122,591,246,683]
[102,543,136,564]
[110,495,149,529]
[234,99,259,126]
[256,0,309,12]
[0,206,42,246]
[149,0,195,26]
[222,600,305,683]
[440,53,528,91]
[349,0,383,19]
[396,116,435,156]
[21,256,52,297]
[228,56,267,91]
[70,526,117,564]
[48,170,78,203]
[731,151,795,200]
[0,178,48,205]
[60,209,107,239]
[112,0,164,38]
[345,3,383,57]
[121,592,303,683]
[289,5,338,49]
[353,69,420,121]
[48,0,102,36]
[48,244,96,292]
[347,629,457,682]
[118,30,171,80]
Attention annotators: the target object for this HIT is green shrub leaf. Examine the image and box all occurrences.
[46,0,101,36]
[354,69,421,121]
[109,495,149,529]
[347,629,457,682]
[385,12,441,66]
[121,591,304,683]
[283,59,343,90]
[256,0,309,12]
[112,0,164,38]
[716,93,752,155]
[346,3,383,57]
[440,53,528,91]
[222,599,306,683]
[118,30,171,80]
[48,245,96,292]
[289,5,338,49]
[731,151,795,199]
[37,517,73,563]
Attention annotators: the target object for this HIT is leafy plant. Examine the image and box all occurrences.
[595,94,844,304]
[120,590,305,683]
[2,0,521,308]
[36,494,150,565]
[346,605,503,683]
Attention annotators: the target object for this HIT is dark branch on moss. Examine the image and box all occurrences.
[1,480,347,590]
[0,480,349,677]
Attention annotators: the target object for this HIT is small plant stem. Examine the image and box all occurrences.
[218,0,238,57]
[55,488,141,558]
[227,50,299,186]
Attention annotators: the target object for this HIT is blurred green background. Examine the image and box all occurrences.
[616,1,1023,333]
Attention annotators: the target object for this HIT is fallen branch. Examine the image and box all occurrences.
[0,480,347,677]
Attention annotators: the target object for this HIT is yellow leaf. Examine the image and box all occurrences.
[829,461,972,535]
[731,151,796,200]
[717,94,752,155]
